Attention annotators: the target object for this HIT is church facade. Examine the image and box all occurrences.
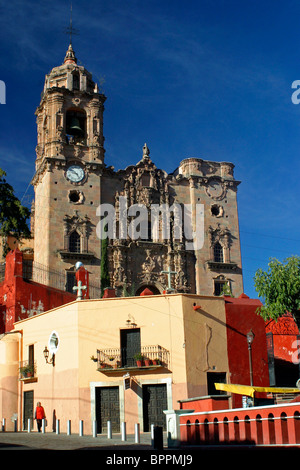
[30,44,243,298]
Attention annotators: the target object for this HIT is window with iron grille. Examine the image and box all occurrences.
[69,231,81,253]
[214,281,226,296]
[213,242,224,263]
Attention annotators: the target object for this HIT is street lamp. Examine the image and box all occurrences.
[246,329,255,386]
[43,346,55,366]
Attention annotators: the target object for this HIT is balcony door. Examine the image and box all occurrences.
[121,328,141,367]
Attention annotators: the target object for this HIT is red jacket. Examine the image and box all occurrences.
[35,406,45,420]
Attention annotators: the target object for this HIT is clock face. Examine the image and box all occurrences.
[206,178,226,200]
[66,165,85,183]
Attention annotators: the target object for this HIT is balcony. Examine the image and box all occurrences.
[96,345,170,373]
[206,260,237,271]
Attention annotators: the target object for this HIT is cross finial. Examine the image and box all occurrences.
[64,3,79,50]
[73,280,87,300]
[161,266,177,291]
[66,3,79,46]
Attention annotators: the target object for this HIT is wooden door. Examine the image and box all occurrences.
[142,384,167,432]
[23,390,34,430]
[95,386,120,434]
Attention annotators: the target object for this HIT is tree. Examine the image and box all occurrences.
[0,168,31,256]
[254,256,300,328]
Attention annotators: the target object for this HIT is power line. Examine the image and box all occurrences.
[240,229,300,243]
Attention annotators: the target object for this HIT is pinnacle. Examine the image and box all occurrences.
[64,44,77,65]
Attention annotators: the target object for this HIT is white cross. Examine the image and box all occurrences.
[73,280,87,300]
[161,266,177,290]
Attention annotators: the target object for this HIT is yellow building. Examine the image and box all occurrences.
[0,293,229,434]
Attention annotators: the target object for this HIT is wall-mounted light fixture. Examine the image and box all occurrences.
[43,346,55,366]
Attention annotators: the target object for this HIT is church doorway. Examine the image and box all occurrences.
[95,386,120,434]
[23,390,34,431]
[135,285,161,296]
[142,384,167,432]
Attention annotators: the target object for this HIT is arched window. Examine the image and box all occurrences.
[66,109,86,141]
[223,417,229,442]
[69,231,81,253]
[213,418,219,443]
[141,172,151,187]
[244,415,251,442]
[268,413,276,444]
[256,414,263,444]
[281,412,289,444]
[294,411,300,444]
[195,419,200,443]
[214,242,224,263]
[234,416,240,442]
[73,73,80,90]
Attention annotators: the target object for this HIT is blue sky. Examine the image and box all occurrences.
[0,0,299,298]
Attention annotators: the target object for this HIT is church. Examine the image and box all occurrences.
[2,42,300,439]
[28,42,243,298]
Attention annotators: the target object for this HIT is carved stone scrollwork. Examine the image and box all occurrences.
[62,211,92,253]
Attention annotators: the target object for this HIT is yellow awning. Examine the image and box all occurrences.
[215,383,300,398]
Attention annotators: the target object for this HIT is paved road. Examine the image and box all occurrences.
[0,431,166,451]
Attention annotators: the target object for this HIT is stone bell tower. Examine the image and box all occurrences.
[31,44,106,291]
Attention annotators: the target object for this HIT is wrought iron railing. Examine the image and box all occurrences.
[97,345,170,370]
[22,259,102,299]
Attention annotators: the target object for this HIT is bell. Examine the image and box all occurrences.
[69,117,83,136]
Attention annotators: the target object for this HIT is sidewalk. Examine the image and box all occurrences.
[0,431,166,451]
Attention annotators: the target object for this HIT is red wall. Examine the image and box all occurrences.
[266,315,299,363]
[225,294,270,408]
[180,402,300,445]
[179,396,230,412]
[0,249,76,333]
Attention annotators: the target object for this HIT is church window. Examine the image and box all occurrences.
[213,242,224,263]
[69,191,80,203]
[141,172,151,187]
[211,204,223,217]
[73,73,80,90]
[68,190,84,204]
[214,280,226,296]
[69,231,81,253]
[66,109,86,141]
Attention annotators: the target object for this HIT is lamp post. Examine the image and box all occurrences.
[246,329,255,386]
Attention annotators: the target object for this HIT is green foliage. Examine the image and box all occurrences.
[254,256,300,327]
[100,226,110,296]
[122,282,136,297]
[0,168,31,255]
[220,283,234,297]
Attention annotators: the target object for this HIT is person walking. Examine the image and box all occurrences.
[35,402,46,432]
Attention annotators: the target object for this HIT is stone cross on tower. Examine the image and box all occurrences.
[73,280,87,300]
[161,266,177,291]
